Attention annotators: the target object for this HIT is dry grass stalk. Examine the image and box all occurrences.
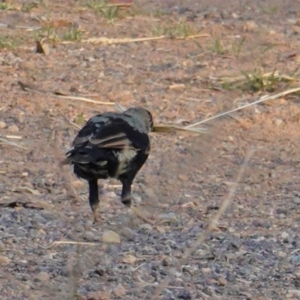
[4,135,22,139]
[114,103,207,134]
[37,240,99,249]
[185,86,300,129]
[55,95,114,105]
[18,81,114,106]
[0,137,27,150]
[150,148,255,299]
[78,34,210,45]
[152,124,207,134]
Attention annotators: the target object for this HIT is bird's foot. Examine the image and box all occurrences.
[121,197,131,207]
[92,209,99,224]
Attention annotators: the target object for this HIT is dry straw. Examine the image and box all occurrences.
[185,86,300,128]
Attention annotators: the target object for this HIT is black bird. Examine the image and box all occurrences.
[60,107,153,223]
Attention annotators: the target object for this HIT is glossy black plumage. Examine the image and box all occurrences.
[61,107,153,223]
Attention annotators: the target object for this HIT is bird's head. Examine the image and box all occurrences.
[124,107,154,132]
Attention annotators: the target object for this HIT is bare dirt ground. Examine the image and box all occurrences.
[1,0,300,299]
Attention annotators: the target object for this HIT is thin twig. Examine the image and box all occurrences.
[54,95,114,105]
[37,240,99,249]
[0,138,27,150]
[4,135,22,140]
[150,148,255,299]
[18,81,114,106]
[78,34,210,45]
[185,87,300,128]
[114,103,207,134]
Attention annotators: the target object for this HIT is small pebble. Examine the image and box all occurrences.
[102,230,121,244]
[0,121,6,129]
[281,232,289,239]
[178,289,192,300]
[0,255,10,265]
[112,285,126,297]
[7,125,19,133]
[34,271,50,282]
[218,276,228,286]
[274,118,284,127]
[84,231,99,242]
[122,254,137,264]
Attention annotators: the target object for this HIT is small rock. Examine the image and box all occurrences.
[112,285,126,297]
[182,265,198,275]
[178,289,192,300]
[104,191,117,198]
[281,232,290,239]
[35,271,50,282]
[290,254,300,265]
[87,291,111,300]
[119,227,134,239]
[243,20,257,31]
[178,174,188,181]
[122,254,137,264]
[274,118,284,127]
[7,125,19,133]
[162,257,172,266]
[102,230,121,244]
[38,228,46,235]
[218,276,228,286]
[287,289,300,298]
[168,83,186,90]
[293,26,300,34]
[202,268,211,274]
[84,231,99,242]
[0,121,6,129]
[0,255,10,265]
[36,40,50,56]
[278,251,287,258]
[294,197,300,204]
[159,212,178,225]
[138,223,153,231]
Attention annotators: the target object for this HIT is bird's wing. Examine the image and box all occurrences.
[73,116,141,150]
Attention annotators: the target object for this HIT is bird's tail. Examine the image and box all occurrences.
[59,147,107,168]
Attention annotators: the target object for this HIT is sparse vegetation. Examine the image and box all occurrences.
[34,25,83,43]
[209,38,226,55]
[152,21,198,38]
[34,26,60,43]
[0,2,14,11]
[75,113,85,125]
[21,2,38,13]
[220,69,292,92]
[231,37,245,57]
[86,0,119,21]
[0,36,14,49]
[62,26,83,41]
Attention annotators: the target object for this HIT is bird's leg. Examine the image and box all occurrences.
[120,178,133,207]
[120,177,159,231]
[88,180,99,224]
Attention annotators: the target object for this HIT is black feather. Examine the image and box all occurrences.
[62,107,153,223]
